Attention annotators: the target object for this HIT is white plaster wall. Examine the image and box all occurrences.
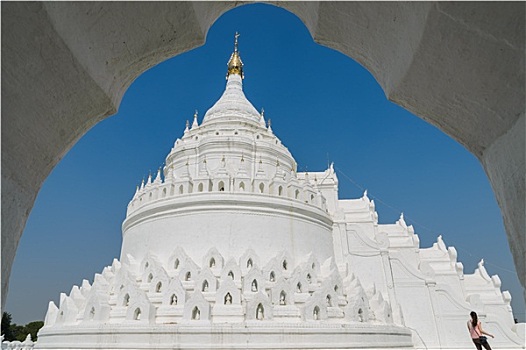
[122,193,334,267]
[481,113,525,301]
[343,227,390,298]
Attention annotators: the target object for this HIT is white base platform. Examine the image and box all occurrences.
[35,322,413,349]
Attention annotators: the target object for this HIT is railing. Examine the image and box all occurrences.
[1,335,34,350]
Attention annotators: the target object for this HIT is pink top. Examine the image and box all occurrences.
[468,320,482,339]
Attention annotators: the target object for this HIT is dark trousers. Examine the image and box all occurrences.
[473,337,492,350]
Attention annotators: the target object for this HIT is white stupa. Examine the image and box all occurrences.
[35,34,524,350]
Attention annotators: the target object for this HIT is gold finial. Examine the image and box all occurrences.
[194,110,198,119]
[227,32,244,79]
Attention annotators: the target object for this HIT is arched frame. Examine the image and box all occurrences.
[1,2,523,311]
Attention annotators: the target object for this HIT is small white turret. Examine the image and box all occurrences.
[154,168,162,185]
[192,110,199,129]
[146,172,152,186]
[259,108,266,127]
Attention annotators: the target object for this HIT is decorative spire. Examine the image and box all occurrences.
[192,110,199,129]
[260,108,266,126]
[227,32,244,79]
[154,168,162,184]
[234,32,239,52]
[147,171,152,185]
[184,120,189,133]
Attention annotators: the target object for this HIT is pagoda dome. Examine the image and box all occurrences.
[121,34,334,270]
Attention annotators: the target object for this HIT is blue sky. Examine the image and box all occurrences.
[6,4,524,324]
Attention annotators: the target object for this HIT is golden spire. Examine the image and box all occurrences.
[227,32,244,79]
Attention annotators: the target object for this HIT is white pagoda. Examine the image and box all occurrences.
[35,35,525,350]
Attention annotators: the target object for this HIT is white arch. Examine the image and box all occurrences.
[1,2,523,310]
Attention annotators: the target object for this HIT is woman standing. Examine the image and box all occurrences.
[468,311,495,350]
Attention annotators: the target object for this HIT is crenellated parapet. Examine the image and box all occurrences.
[126,159,330,217]
[37,248,409,349]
